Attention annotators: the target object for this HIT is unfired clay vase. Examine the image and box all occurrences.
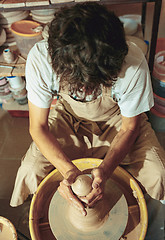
[71,175,92,197]
[49,174,128,240]
[69,175,108,231]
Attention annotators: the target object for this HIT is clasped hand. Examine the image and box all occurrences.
[58,168,106,216]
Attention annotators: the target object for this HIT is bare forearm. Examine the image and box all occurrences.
[100,127,139,178]
[30,126,78,178]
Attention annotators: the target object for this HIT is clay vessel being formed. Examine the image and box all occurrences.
[68,174,109,232]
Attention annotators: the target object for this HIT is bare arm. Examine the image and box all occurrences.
[100,114,141,177]
[83,114,141,206]
[29,100,86,214]
[28,100,80,178]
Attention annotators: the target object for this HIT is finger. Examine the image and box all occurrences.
[58,181,76,203]
[58,182,87,216]
[70,195,87,216]
[87,193,103,207]
[57,181,70,198]
[65,169,81,185]
[62,179,71,186]
[91,168,103,178]
[80,187,102,205]
[81,192,103,207]
[92,178,102,189]
[91,168,103,189]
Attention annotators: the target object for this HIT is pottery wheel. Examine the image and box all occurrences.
[49,178,128,240]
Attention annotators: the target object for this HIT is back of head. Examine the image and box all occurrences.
[48,2,128,92]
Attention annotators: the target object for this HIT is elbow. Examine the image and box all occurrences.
[121,124,140,142]
[129,124,140,142]
[134,127,140,141]
[29,123,49,141]
[29,124,40,140]
[121,114,141,140]
[29,126,36,140]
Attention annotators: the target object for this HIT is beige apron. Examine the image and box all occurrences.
[10,85,165,207]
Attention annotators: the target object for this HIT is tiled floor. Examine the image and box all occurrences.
[0,1,165,240]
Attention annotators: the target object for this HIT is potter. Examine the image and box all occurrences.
[10,3,165,239]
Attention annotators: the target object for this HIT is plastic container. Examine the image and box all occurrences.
[0,92,13,104]
[153,38,165,82]
[153,50,165,82]
[0,78,13,103]
[10,20,43,58]
[149,108,165,132]
[152,75,165,98]
[153,92,165,115]
[153,101,165,114]
[155,38,165,54]
[0,76,7,86]
[154,93,165,107]
[0,77,12,103]
[7,76,24,89]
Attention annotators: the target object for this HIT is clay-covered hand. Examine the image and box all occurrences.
[57,169,87,216]
[80,168,106,207]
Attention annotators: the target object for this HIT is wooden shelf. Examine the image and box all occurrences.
[0,0,162,74]
[0,26,144,77]
[0,0,162,115]
[0,0,161,11]
[2,100,29,117]
[2,100,29,111]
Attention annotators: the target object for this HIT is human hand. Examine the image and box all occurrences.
[57,169,87,216]
[80,168,106,207]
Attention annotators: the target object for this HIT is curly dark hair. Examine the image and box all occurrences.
[48,2,128,94]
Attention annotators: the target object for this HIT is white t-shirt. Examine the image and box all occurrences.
[25,39,154,117]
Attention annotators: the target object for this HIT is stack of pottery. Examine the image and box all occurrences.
[10,20,43,59]
[119,14,140,35]
[30,9,56,24]
[0,77,13,104]
[119,14,148,57]
[7,76,28,105]
[0,27,6,46]
[149,38,165,132]
[42,24,49,40]
[0,11,29,46]
[0,216,17,240]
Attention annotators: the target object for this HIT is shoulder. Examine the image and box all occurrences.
[115,41,150,93]
[27,39,51,64]
[118,41,147,80]
[29,39,48,55]
[26,39,53,81]
[113,42,153,117]
[25,40,57,108]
